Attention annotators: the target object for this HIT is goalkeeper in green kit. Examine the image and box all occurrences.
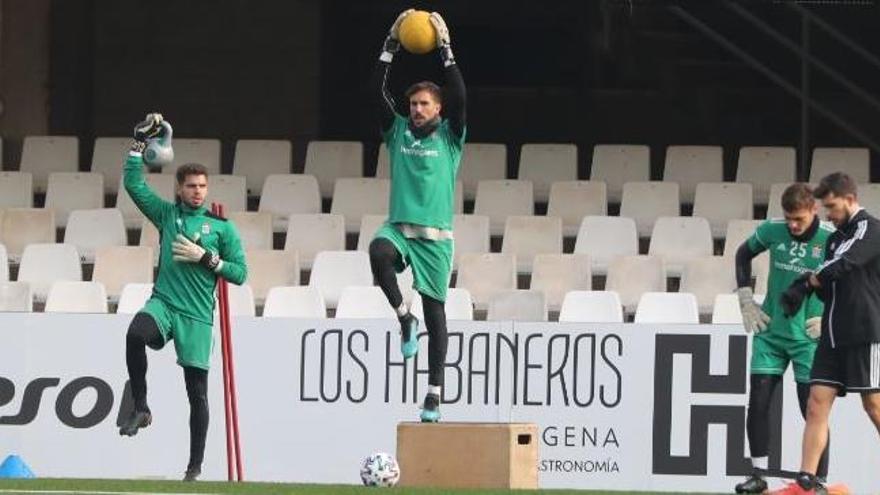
[733,184,833,493]
[118,113,247,481]
[369,10,464,422]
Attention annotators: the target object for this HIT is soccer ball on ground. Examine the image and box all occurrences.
[360,452,400,487]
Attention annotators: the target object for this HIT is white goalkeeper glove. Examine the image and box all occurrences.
[806,317,822,339]
[429,12,455,66]
[171,234,222,272]
[737,287,770,334]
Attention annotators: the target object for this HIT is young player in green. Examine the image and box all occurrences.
[118,113,247,481]
[733,184,833,493]
[369,10,465,423]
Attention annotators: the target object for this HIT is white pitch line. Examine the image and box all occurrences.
[0,490,221,495]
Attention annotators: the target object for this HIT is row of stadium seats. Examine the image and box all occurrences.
[0,206,772,273]
[0,243,765,317]
[0,277,756,325]
[6,170,880,235]
[1,135,872,202]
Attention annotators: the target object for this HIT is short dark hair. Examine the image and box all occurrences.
[781,183,815,213]
[405,81,442,104]
[814,172,858,199]
[175,163,209,185]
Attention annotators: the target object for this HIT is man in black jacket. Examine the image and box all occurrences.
[778,172,880,494]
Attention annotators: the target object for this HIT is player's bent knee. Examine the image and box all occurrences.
[369,238,397,263]
[127,313,164,350]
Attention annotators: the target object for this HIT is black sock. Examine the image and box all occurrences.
[422,294,448,388]
[184,367,209,470]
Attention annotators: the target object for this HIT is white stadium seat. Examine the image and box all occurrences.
[473,180,534,236]
[529,253,592,311]
[590,144,650,204]
[648,216,713,277]
[574,216,638,276]
[410,288,474,321]
[90,137,130,195]
[258,174,322,232]
[117,283,154,314]
[233,139,292,196]
[284,214,345,270]
[17,243,82,302]
[0,172,34,208]
[501,215,562,273]
[304,140,363,198]
[692,182,753,239]
[517,143,577,203]
[335,286,396,319]
[634,292,700,324]
[663,145,723,203]
[45,281,108,314]
[809,147,869,184]
[457,143,507,201]
[308,250,373,309]
[558,290,623,323]
[20,136,79,193]
[546,181,607,236]
[736,146,796,205]
[263,286,326,318]
[605,255,666,313]
[455,253,517,310]
[620,181,679,237]
[487,290,547,322]
[63,208,127,263]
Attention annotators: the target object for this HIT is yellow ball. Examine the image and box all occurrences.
[399,10,436,55]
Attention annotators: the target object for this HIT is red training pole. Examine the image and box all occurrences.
[213,203,236,481]
[218,203,244,481]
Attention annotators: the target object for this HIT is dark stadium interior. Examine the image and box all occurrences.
[2,0,880,178]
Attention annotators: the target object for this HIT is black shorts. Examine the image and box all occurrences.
[809,339,880,396]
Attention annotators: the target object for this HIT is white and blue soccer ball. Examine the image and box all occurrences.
[360,452,400,487]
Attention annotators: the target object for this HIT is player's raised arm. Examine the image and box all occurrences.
[429,12,466,138]
[124,113,174,225]
[373,9,412,133]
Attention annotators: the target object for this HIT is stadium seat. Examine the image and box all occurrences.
[546,181,607,236]
[573,216,638,276]
[736,146,796,205]
[517,143,577,203]
[90,137,130,195]
[117,283,154,314]
[755,260,769,295]
[116,173,176,229]
[723,219,762,256]
[244,249,300,304]
[63,208,127,263]
[17,243,82,302]
[232,139,292,196]
[723,219,767,276]
[619,181,680,237]
[501,215,562,273]
[452,214,490,268]
[20,136,79,193]
[809,147,869,184]
[356,214,388,251]
[680,256,737,314]
[164,138,221,176]
[335,286,396,318]
[634,292,700,324]
[284,214,345,270]
[227,211,273,251]
[45,281,108,314]
[0,172,34,208]
[330,178,390,233]
[473,180,534,235]
[648,216,713,276]
[0,208,56,262]
[692,182,753,239]
[711,294,741,324]
[455,253,517,310]
[0,244,7,281]
[308,250,373,309]
[712,293,765,324]
[263,286,326,318]
[375,143,391,179]
[258,174,322,232]
[457,143,507,201]
[0,281,33,312]
[138,219,160,265]
[487,290,547,322]
[663,145,723,203]
[207,175,247,213]
[858,183,880,217]
[529,253,592,311]
[558,290,623,323]
[304,140,363,198]
[605,255,666,313]
[44,172,104,227]
[590,144,650,204]
[223,284,256,317]
[410,288,474,321]
[92,246,154,302]
[765,183,794,220]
